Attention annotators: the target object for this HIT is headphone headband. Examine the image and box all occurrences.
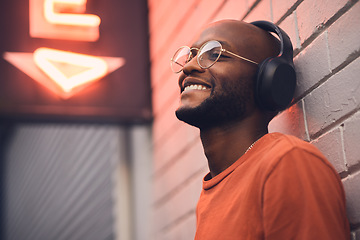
[250,20,294,66]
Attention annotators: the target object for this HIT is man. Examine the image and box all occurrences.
[170,20,350,239]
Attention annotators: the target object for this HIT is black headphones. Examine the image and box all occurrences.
[250,21,296,112]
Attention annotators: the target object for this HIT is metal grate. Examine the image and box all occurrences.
[4,124,121,240]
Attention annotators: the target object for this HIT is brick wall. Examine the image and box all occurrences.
[148,0,360,239]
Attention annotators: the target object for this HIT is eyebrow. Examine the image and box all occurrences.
[217,40,231,48]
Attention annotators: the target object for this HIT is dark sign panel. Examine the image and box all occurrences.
[0,0,152,123]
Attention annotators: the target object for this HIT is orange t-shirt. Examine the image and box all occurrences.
[195,133,350,240]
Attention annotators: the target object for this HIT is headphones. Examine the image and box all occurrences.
[250,21,296,112]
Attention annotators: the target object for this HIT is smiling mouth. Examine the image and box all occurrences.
[183,84,210,92]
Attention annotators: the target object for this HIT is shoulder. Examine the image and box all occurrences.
[257,132,325,161]
[253,133,338,177]
[262,132,319,154]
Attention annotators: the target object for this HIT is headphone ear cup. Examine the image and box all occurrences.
[254,57,271,109]
[255,57,296,111]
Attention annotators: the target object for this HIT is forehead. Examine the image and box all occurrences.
[192,21,252,49]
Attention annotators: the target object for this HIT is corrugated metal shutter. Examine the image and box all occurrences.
[4,124,121,240]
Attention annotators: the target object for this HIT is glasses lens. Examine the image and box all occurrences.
[171,46,190,73]
[198,41,222,69]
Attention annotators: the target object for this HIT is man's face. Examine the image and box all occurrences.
[175,21,259,129]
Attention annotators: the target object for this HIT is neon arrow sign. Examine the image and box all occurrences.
[4,51,125,99]
[34,48,108,93]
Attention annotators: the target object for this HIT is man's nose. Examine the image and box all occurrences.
[182,56,205,75]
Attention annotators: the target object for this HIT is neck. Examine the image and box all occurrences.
[199,113,268,178]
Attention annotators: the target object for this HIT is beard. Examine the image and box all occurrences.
[175,79,253,130]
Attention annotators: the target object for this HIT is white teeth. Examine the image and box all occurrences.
[184,84,208,92]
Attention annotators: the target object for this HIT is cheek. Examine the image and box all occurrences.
[210,68,253,95]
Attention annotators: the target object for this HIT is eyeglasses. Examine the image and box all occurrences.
[170,40,258,73]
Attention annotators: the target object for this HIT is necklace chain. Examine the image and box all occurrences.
[244,138,260,155]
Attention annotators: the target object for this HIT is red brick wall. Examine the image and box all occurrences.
[148,0,360,239]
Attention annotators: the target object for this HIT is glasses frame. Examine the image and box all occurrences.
[170,40,258,73]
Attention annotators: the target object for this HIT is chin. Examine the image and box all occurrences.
[175,106,206,129]
[175,96,247,130]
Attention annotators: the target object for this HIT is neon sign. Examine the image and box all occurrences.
[30,0,100,41]
[44,0,101,27]
[4,0,125,99]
